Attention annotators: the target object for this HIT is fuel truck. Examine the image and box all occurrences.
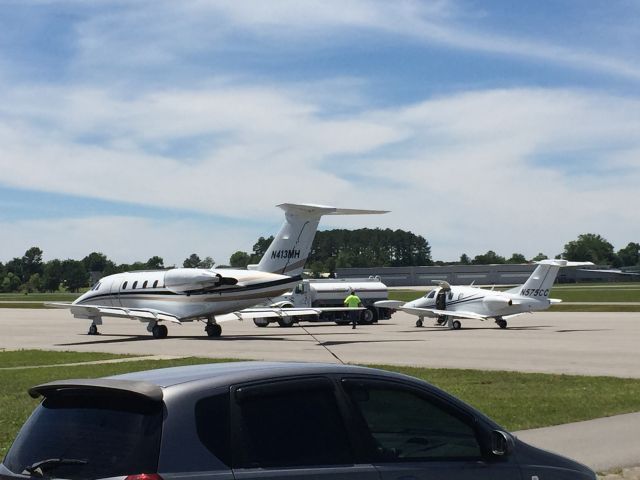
[254,276,392,327]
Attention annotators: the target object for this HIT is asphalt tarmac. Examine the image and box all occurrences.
[1,308,639,471]
[1,309,638,378]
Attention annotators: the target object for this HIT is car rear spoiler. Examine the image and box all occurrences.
[29,379,163,402]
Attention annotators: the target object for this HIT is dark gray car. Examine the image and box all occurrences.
[1,362,596,480]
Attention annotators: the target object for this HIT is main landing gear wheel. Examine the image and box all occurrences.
[415,318,424,328]
[88,324,99,335]
[496,318,508,329]
[253,318,269,327]
[452,320,462,330]
[205,323,222,337]
[152,324,168,339]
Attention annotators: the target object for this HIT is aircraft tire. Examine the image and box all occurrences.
[253,318,269,327]
[206,323,222,337]
[416,318,423,328]
[152,324,168,339]
[88,324,99,335]
[496,319,508,329]
[452,320,462,330]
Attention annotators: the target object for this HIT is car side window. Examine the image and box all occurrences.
[233,379,353,468]
[195,392,231,467]
[343,380,482,462]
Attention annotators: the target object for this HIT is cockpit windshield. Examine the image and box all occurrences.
[425,290,436,299]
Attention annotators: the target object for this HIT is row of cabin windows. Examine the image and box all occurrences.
[121,279,161,290]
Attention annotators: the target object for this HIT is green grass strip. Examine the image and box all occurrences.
[0,293,79,302]
[0,349,139,368]
[367,364,640,431]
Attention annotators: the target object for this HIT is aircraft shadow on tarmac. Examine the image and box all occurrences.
[397,325,553,333]
[319,339,424,347]
[56,330,407,346]
[555,329,611,333]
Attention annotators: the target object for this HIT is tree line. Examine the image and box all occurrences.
[229,230,640,274]
[230,228,432,272]
[2,232,638,293]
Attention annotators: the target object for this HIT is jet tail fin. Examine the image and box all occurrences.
[256,203,388,276]
[506,260,594,298]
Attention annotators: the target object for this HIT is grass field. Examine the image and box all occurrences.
[0,293,79,302]
[0,292,79,309]
[2,350,640,457]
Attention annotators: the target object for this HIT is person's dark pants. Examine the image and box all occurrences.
[350,309,358,329]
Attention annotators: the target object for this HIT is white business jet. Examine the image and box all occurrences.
[375,260,593,330]
[48,203,387,338]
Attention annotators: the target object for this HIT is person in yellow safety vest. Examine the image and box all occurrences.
[344,289,362,329]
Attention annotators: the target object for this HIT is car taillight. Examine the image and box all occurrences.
[125,474,163,480]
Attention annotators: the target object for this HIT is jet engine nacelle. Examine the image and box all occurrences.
[482,295,513,311]
[164,268,237,294]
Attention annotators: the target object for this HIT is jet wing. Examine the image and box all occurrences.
[374,300,405,309]
[399,306,488,321]
[216,306,365,322]
[45,302,182,324]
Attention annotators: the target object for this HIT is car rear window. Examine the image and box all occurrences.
[4,394,162,479]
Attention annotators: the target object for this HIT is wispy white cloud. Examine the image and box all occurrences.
[2,0,640,265]
[1,82,639,262]
[63,0,640,82]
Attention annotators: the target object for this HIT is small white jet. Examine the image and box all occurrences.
[375,260,593,329]
[48,203,387,338]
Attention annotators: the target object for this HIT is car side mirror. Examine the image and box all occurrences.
[490,430,513,457]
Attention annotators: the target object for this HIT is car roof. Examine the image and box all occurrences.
[29,362,404,403]
[27,361,499,428]
[109,361,384,388]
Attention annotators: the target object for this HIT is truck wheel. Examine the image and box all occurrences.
[359,308,375,325]
[253,318,269,328]
[277,316,295,328]
[277,304,296,327]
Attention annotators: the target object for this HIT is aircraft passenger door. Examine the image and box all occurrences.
[111,279,123,307]
[436,289,447,310]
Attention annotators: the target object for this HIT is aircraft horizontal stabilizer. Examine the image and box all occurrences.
[535,260,595,267]
[46,303,181,324]
[277,203,389,216]
[549,298,562,304]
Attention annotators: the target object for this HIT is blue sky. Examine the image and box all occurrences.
[1,0,639,266]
